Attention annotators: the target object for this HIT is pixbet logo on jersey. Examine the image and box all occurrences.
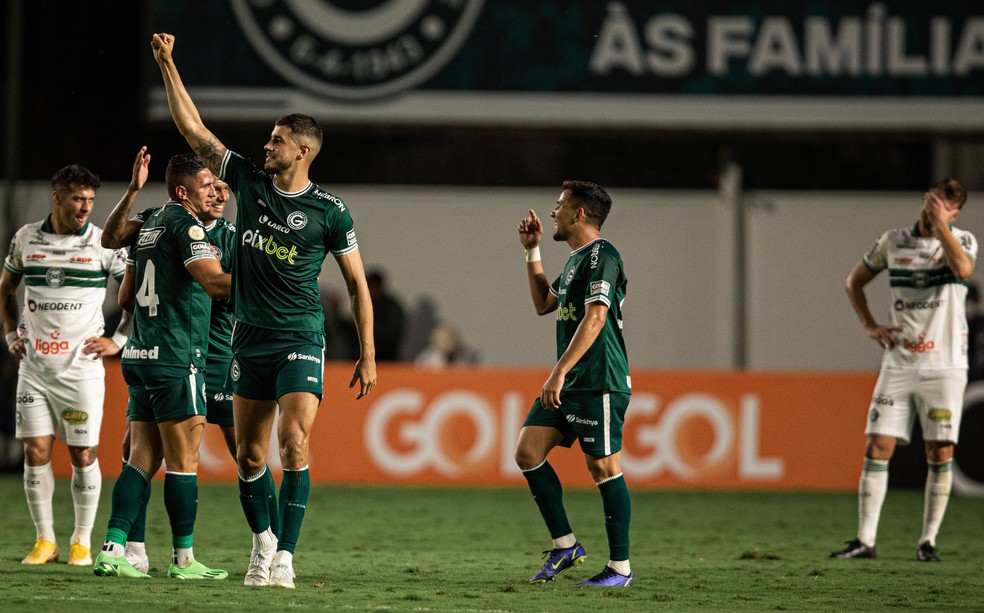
[230,0,485,101]
[240,229,298,264]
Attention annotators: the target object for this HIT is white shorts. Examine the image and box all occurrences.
[15,362,105,448]
[865,367,966,444]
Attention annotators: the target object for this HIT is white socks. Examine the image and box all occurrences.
[919,460,952,546]
[71,459,101,547]
[857,458,889,546]
[24,462,56,543]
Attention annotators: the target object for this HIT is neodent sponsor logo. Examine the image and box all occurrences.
[27,299,84,312]
[895,299,944,311]
[240,229,298,264]
[122,346,160,360]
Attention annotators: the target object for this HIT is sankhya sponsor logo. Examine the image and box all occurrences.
[288,352,322,365]
[229,0,484,100]
[566,414,599,427]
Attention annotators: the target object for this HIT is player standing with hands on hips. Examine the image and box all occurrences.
[152,32,377,588]
[832,178,976,562]
[1,164,130,568]
[515,181,633,587]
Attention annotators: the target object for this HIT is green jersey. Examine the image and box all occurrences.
[550,238,631,393]
[219,150,358,332]
[204,217,236,363]
[121,202,215,369]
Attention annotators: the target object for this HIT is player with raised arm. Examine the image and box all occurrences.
[515,181,634,587]
[832,179,976,562]
[152,32,377,588]
[93,152,231,580]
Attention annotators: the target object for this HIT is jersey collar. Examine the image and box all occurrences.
[570,237,606,256]
[42,214,89,236]
[272,181,313,198]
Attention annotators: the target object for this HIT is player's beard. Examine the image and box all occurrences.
[264,156,292,175]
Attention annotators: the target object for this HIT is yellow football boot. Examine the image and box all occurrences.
[68,543,93,566]
[22,537,59,564]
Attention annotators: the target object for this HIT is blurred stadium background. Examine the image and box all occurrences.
[2,1,984,491]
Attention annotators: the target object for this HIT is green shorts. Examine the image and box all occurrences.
[205,357,234,427]
[523,391,630,457]
[229,322,325,401]
[122,363,207,424]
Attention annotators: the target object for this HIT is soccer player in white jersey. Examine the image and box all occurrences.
[0,164,130,567]
[832,178,976,562]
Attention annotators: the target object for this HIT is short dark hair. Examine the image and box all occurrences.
[51,165,100,191]
[276,113,323,148]
[932,177,968,209]
[562,180,612,228]
[165,154,207,200]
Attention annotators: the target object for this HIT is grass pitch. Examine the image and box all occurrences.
[0,474,982,611]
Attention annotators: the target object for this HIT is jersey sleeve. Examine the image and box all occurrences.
[583,247,622,308]
[957,230,978,262]
[862,230,891,273]
[133,206,160,224]
[326,201,358,257]
[105,248,128,282]
[2,226,24,274]
[172,215,218,268]
[219,149,264,191]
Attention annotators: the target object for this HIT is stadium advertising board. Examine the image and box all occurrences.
[147,1,984,130]
[62,364,895,491]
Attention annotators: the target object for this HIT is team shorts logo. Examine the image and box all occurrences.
[288,352,322,365]
[928,408,952,423]
[61,410,89,425]
[45,267,65,286]
[230,360,241,382]
[229,0,485,100]
[287,211,308,230]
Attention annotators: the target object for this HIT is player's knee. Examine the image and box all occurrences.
[22,442,51,466]
[514,445,543,471]
[68,446,98,467]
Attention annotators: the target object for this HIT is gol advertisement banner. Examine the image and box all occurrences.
[52,364,875,491]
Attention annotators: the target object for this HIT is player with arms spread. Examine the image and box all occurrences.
[152,32,377,588]
[832,178,976,562]
[515,181,634,587]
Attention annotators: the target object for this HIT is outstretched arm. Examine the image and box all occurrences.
[151,32,228,176]
[103,147,151,249]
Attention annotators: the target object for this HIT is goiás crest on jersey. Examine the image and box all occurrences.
[287,211,308,230]
[229,0,485,100]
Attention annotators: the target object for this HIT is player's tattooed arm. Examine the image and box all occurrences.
[194,137,227,177]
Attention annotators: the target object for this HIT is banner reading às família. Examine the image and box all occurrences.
[147,1,984,130]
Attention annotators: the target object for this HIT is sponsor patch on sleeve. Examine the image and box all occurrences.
[190,242,213,257]
[188,225,206,240]
[346,229,357,246]
[590,280,611,297]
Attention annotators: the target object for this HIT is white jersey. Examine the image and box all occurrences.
[3,217,126,372]
[863,222,978,370]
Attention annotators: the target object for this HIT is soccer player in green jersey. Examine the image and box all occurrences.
[93,152,231,580]
[515,181,634,587]
[152,32,377,588]
[103,171,278,573]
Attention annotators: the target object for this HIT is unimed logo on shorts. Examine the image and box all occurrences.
[230,0,485,100]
